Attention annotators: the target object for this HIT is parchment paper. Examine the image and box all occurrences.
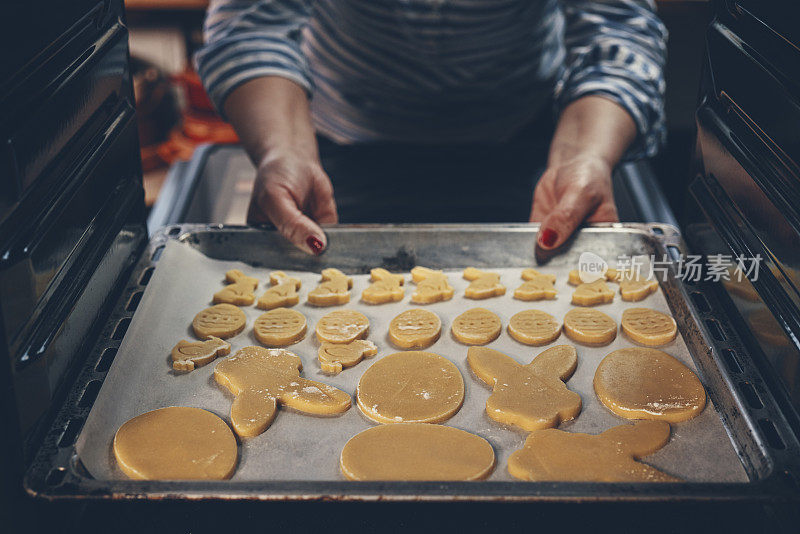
[76,239,748,482]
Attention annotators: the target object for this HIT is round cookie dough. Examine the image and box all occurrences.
[113,407,238,480]
[192,303,247,339]
[340,423,495,481]
[357,351,464,424]
[388,308,442,349]
[621,308,677,346]
[316,309,370,344]
[563,308,617,345]
[594,348,707,422]
[253,308,307,346]
[507,310,561,346]
[451,308,502,345]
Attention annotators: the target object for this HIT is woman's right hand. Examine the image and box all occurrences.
[247,148,338,255]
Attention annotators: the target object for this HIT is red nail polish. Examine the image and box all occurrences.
[306,235,324,254]
[540,228,558,248]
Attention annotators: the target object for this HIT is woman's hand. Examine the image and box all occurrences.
[530,153,618,249]
[247,149,337,254]
[531,96,637,250]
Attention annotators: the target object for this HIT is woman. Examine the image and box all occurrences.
[196,0,666,254]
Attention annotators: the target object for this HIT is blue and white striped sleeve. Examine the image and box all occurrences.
[557,0,668,159]
[194,0,313,116]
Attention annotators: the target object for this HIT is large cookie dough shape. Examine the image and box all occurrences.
[362,268,405,304]
[508,420,679,482]
[308,268,353,306]
[467,345,581,431]
[463,267,506,299]
[214,346,351,437]
[410,266,454,304]
[171,337,231,372]
[213,269,259,306]
[257,271,302,310]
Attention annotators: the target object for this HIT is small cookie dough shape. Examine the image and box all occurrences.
[193,303,247,339]
[410,266,454,304]
[619,272,659,302]
[257,271,301,310]
[467,345,581,431]
[362,268,405,304]
[388,308,442,349]
[316,309,370,344]
[340,424,496,481]
[594,348,706,422]
[463,267,506,299]
[308,268,353,306]
[213,269,259,306]
[508,420,680,482]
[515,269,557,301]
[621,307,677,346]
[113,407,238,480]
[563,308,617,345]
[507,309,561,346]
[357,351,465,424]
[572,279,615,306]
[451,308,502,345]
[214,346,351,437]
[568,268,619,286]
[171,337,231,372]
[318,340,378,374]
[253,308,307,346]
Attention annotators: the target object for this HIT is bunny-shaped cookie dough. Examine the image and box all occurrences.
[362,268,405,304]
[571,278,615,306]
[213,269,259,306]
[515,269,557,301]
[308,268,353,306]
[257,271,302,310]
[410,266,454,304]
[318,340,378,374]
[467,345,581,431]
[214,346,351,437]
[508,420,680,482]
[170,337,231,372]
[463,267,506,299]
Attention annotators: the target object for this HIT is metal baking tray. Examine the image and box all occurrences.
[25,224,800,501]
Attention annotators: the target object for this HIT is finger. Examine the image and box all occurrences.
[246,194,270,225]
[529,171,556,222]
[264,186,328,255]
[586,201,619,223]
[537,188,600,250]
[310,170,339,224]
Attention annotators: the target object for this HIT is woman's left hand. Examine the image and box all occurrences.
[529,152,619,250]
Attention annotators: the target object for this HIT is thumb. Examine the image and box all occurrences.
[537,188,599,250]
[310,170,338,224]
[264,186,328,255]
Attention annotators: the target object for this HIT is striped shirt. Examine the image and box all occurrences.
[196,0,667,159]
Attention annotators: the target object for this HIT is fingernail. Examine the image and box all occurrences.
[306,235,324,255]
[539,228,558,248]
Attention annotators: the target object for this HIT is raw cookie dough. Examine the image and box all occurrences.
[521,268,556,284]
[214,346,351,437]
[451,308,502,345]
[572,279,615,306]
[514,271,557,301]
[316,309,370,344]
[467,345,581,431]
[318,340,378,374]
[508,420,679,482]
[213,269,259,306]
[463,267,506,299]
[568,268,619,286]
[619,273,659,301]
[308,268,353,306]
[362,268,405,304]
[192,303,247,339]
[113,407,238,480]
[507,309,561,346]
[170,337,231,372]
[253,308,307,346]
[357,351,464,424]
[410,266,454,304]
[594,347,706,422]
[621,307,677,346]
[257,271,301,310]
[388,308,442,349]
[340,423,496,481]
[563,308,617,345]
